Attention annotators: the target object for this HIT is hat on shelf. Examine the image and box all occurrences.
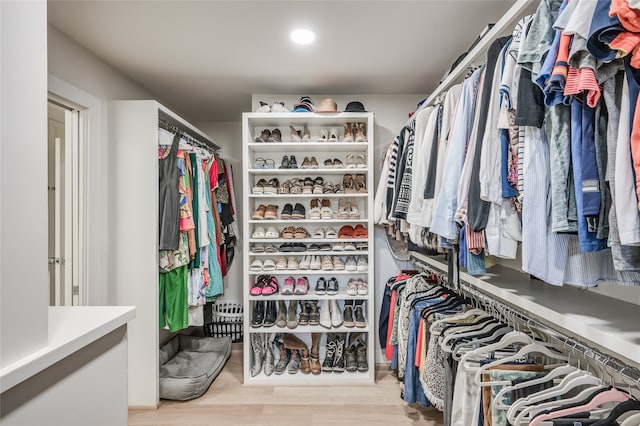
[316,98,339,112]
[344,101,367,112]
[292,96,316,112]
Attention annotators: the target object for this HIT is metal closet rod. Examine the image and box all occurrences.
[410,257,640,390]
[158,119,220,154]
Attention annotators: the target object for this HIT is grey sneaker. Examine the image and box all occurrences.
[274,340,290,375]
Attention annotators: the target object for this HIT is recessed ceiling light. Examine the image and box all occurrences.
[290,29,315,45]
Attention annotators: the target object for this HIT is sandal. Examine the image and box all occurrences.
[252,226,266,238]
[337,198,350,219]
[290,125,302,142]
[354,174,367,193]
[275,256,288,270]
[349,200,361,219]
[252,179,267,194]
[252,204,267,220]
[278,180,291,194]
[264,204,279,220]
[255,129,271,143]
[323,158,334,168]
[338,225,354,239]
[323,181,334,194]
[333,183,344,194]
[354,123,367,142]
[265,226,279,238]
[264,158,276,169]
[312,176,324,194]
[281,203,293,220]
[281,226,296,239]
[301,156,312,169]
[343,123,354,142]
[352,224,368,238]
[312,228,325,239]
[289,179,304,194]
[264,178,279,195]
[302,124,311,142]
[249,259,264,272]
[309,198,321,219]
[289,155,298,169]
[343,174,355,193]
[325,227,338,238]
[346,154,356,169]
[279,155,290,169]
[320,198,333,219]
[356,154,367,169]
[254,157,266,169]
[292,203,306,219]
[294,227,309,239]
[262,259,276,271]
[333,158,344,168]
[287,256,300,270]
[303,177,314,194]
[310,156,319,168]
[267,128,282,142]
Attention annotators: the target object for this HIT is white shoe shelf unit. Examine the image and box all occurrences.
[242,112,375,385]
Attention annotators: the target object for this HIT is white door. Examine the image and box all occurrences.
[48,102,79,306]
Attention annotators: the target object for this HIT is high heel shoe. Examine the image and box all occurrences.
[354,123,366,142]
[302,124,311,142]
[290,125,302,142]
[343,123,354,142]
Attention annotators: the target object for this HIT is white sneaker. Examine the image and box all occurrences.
[310,255,322,270]
[299,255,311,270]
[332,256,345,270]
[357,279,368,295]
[345,256,357,271]
[356,256,368,271]
[346,278,358,296]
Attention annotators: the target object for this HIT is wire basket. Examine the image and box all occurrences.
[204,301,244,343]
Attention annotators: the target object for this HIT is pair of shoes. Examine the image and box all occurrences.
[284,333,320,375]
[254,157,276,169]
[343,174,366,193]
[252,226,279,239]
[250,275,279,296]
[300,156,319,168]
[255,101,288,113]
[343,123,367,142]
[346,278,368,295]
[280,226,309,239]
[322,333,346,373]
[346,154,367,168]
[338,224,368,238]
[251,204,279,220]
[255,128,282,142]
[281,203,306,220]
[323,158,344,168]
[319,299,343,328]
[289,124,311,142]
[279,242,307,252]
[251,333,277,376]
[251,300,278,328]
[314,276,339,294]
[343,256,368,272]
[317,128,340,142]
[343,301,366,328]
[345,332,368,372]
[280,276,309,295]
[280,155,298,169]
[298,300,320,326]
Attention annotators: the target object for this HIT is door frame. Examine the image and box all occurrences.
[48,76,102,306]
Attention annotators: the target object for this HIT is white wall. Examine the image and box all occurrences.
[1,0,49,367]
[48,25,157,306]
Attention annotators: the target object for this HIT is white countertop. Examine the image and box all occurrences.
[0,306,136,392]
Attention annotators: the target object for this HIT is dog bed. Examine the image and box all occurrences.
[159,334,232,401]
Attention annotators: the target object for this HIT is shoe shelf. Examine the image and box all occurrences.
[248,142,369,153]
[248,168,369,174]
[243,111,375,386]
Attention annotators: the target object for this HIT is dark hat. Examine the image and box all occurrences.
[293,96,315,112]
[344,101,367,112]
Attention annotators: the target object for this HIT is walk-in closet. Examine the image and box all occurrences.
[2,0,640,425]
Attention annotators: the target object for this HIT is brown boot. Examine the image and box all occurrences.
[310,333,322,375]
[283,334,310,374]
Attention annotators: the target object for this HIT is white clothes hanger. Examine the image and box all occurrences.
[459,330,533,366]
[620,412,640,426]
[429,308,489,334]
[474,342,569,386]
[493,364,579,410]
[506,370,601,424]
[513,384,606,425]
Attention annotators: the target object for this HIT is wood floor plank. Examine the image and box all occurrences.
[129,349,443,426]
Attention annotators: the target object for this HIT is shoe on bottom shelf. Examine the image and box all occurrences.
[287,349,301,374]
[274,340,290,375]
[322,333,336,373]
[332,333,346,373]
[264,333,276,376]
[250,333,265,377]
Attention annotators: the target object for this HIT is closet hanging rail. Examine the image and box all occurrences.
[158,118,220,154]
[410,256,640,391]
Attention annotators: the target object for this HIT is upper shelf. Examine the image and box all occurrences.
[243,112,374,128]
[409,252,640,369]
[248,142,369,153]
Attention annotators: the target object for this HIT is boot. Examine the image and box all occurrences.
[355,334,368,372]
[251,300,265,328]
[354,301,366,328]
[310,333,322,375]
[319,300,331,329]
[273,339,290,375]
[287,300,299,329]
[276,300,287,328]
[298,301,310,325]
[287,349,300,374]
[330,299,343,327]
[284,333,310,374]
[346,332,364,373]
[250,333,265,377]
[264,333,276,376]
[322,333,336,372]
[264,300,277,327]
[309,301,320,326]
[333,333,346,373]
[343,300,354,328]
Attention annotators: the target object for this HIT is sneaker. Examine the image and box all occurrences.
[281,276,295,295]
[327,277,339,295]
[299,255,311,270]
[310,255,322,270]
[315,277,327,294]
[294,277,309,295]
[354,304,366,328]
[321,255,334,271]
[356,256,368,271]
[346,278,358,296]
[345,256,357,271]
[332,256,345,271]
[357,279,368,295]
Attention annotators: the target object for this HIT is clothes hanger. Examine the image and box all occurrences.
[507,370,603,424]
[451,324,513,359]
[439,313,496,337]
[590,395,640,425]
[493,364,580,410]
[429,307,490,333]
[420,295,467,319]
[441,319,513,352]
[458,330,534,365]
[474,342,569,385]
[620,411,640,426]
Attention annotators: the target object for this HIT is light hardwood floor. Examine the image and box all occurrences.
[129,349,444,426]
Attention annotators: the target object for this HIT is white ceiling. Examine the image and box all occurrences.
[48,0,515,122]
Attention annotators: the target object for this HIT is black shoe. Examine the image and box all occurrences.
[308,243,321,251]
[292,243,307,252]
[264,300,277,327]
[289,155,298,169]
[327,277,339,295]
[315,277,327,294]
[345,344,357,372]
[343,303,354,328]
[281,203,293,220]
[354,304,366,328]
[333,334,346,372]
[251,300,265,328]
[356,342,368,372]
[292,203,306,219]
[280,242,294,252]
[279,155,290,169]
[322,333,336,373]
